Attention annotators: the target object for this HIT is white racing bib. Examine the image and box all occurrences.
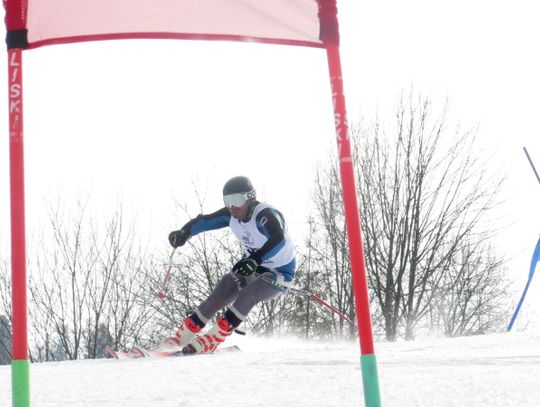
[229,203,295,269]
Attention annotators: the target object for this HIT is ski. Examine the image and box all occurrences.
[104,345,142,360]
[105,343,240,360]
[132,344,241,358]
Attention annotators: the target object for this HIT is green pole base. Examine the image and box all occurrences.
[360,353,381,407]
[12,359,30,407]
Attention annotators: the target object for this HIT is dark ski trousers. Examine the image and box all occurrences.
[198,270,284,324]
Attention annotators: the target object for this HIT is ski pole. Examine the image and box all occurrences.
[157,248,177,298]
[523,147,540,186]
[257,274,357,327]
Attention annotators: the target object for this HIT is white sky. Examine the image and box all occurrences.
[1,0,539,323]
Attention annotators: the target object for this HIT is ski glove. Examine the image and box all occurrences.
[232,257,259,276]
[168,227,190,248]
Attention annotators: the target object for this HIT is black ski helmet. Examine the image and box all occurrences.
[223,176,256,199]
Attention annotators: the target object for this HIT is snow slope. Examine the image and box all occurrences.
[1,331,539,406]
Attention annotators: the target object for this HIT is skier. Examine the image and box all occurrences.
[166,176,296,354]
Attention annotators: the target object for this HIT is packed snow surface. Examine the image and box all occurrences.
[1,331,539,406]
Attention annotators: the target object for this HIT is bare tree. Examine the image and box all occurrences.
[28,198,159,360]
[354,95,507,340]
[287,219,348,339]
[305,179,358,338]
[0,315,11,364]
[29,198,93,360]
[0,259,11,319]
[0,259,12,363]
[310,92,509,341]
[434,240,509,336]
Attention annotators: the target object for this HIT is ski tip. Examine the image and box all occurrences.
[105,345,143,360]
[104,345,119,359]
[132,347,148,358]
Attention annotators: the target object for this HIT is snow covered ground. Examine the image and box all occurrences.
[1,330,540,406]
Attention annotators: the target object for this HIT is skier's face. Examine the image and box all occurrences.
[228,201,250,220]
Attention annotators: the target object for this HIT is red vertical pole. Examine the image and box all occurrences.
[326,44,374,353]
[319,1,381,405]
[9,47,27,359]
[8,47,30,407]
[326,41,382,407]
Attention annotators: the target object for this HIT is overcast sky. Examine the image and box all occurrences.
[1,0,539,325]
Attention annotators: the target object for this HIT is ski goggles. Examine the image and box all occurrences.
[223,191,254,209]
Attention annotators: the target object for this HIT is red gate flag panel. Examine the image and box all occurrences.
[4,0,340,49]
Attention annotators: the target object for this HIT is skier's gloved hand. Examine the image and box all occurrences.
[232,256,259,276]
[168,227,190,248]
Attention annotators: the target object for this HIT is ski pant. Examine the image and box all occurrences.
[197,270,286,326]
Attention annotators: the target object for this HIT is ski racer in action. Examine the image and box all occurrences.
[166,176,296,354]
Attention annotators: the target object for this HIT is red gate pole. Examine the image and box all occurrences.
[320,1,381,406]
[8,47,30,407]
